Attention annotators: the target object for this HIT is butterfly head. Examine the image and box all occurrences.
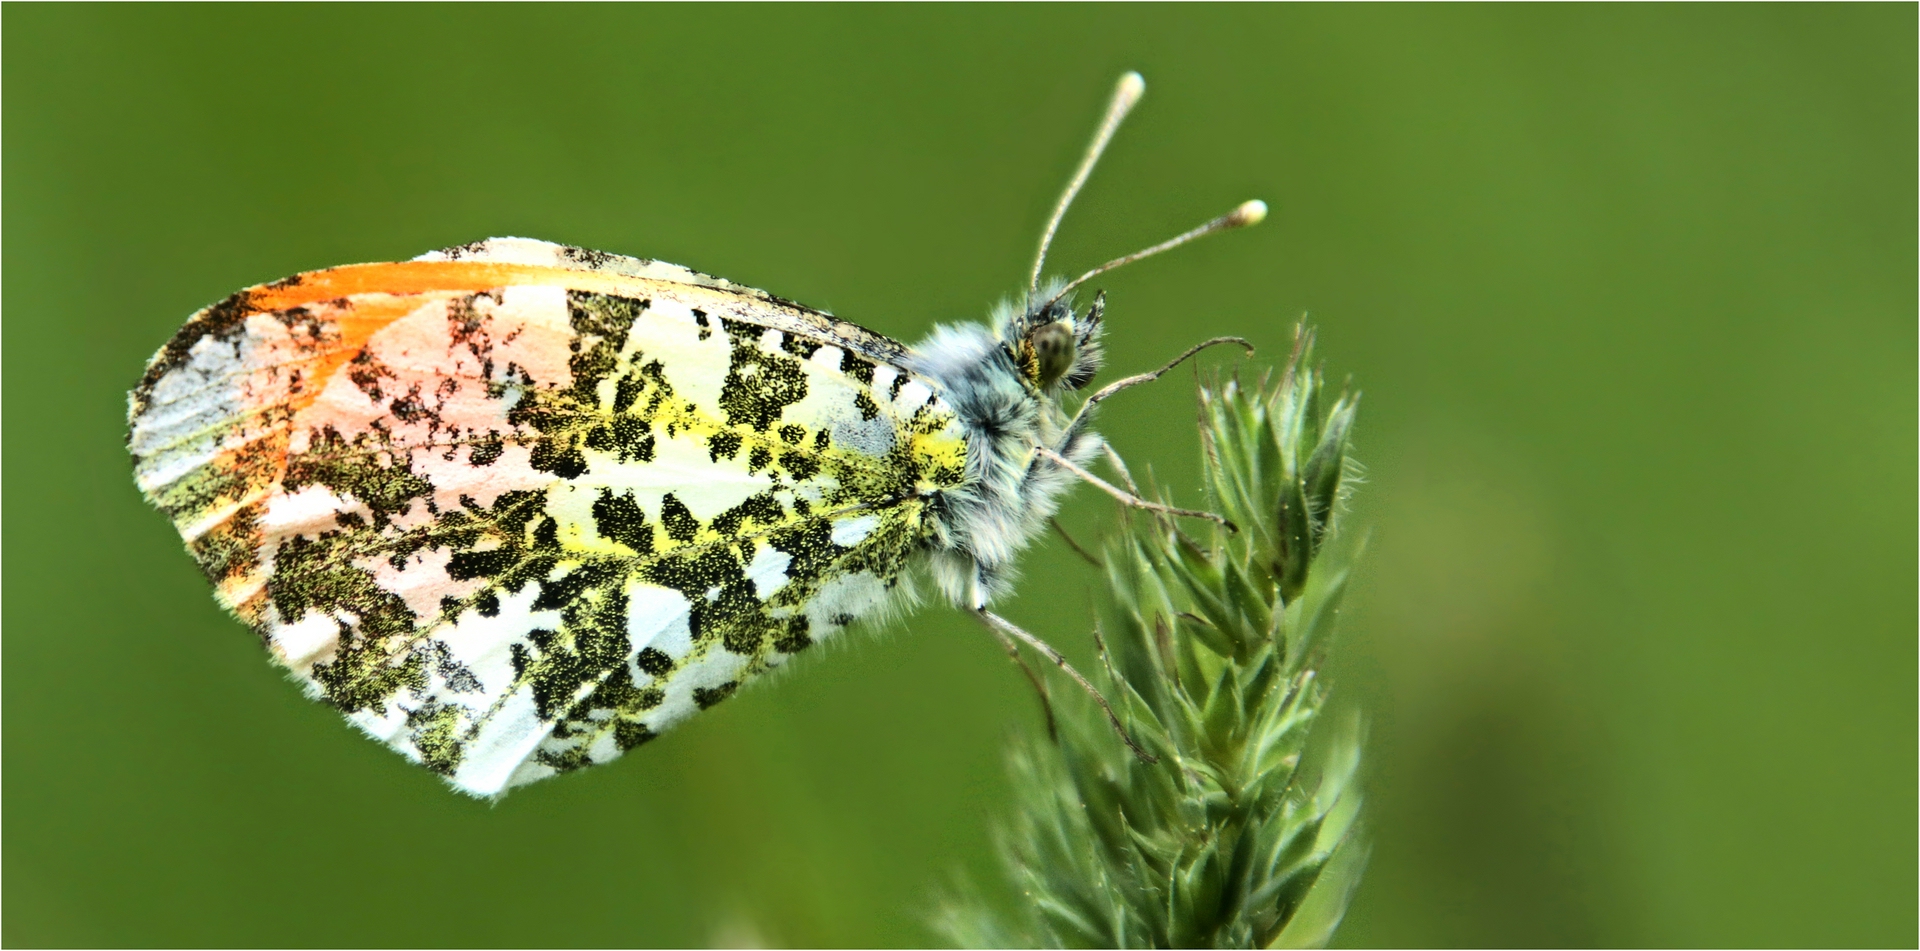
[1011,72,1264,399]
[1009,289,1105,392]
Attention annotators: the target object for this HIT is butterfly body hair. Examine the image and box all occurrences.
[906,288,1105,609]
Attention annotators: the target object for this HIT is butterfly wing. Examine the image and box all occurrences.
[128,238,968,796]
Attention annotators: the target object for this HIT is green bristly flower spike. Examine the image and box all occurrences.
[942,324,1369,949]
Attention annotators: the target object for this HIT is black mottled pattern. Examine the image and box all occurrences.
[141,281,968,786]
[717,318,809,432]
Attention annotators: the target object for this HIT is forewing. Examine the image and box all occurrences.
[128,241,968,796]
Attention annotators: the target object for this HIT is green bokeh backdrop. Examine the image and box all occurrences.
[6,5,1913,947]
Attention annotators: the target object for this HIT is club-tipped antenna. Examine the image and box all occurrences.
[1027,71,1147,306]
[1042,199,1268,311]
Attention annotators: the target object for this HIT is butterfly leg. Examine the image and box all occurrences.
[1100,442,1141,494]
[1059,335,1253,446]
[1031,443,1236,531]
[1048,517,1102,567]
[974,608,1158,764]
[986,623,1059,742]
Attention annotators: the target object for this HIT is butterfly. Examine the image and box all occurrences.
[126,72,1263,797]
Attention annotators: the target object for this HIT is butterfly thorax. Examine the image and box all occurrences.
[907,290,1106,609]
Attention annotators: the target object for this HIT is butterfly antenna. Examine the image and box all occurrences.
[1043,199,1268,312]
[1028,71,1147,308]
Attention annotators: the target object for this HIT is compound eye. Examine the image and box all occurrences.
[1030,321,1077,388]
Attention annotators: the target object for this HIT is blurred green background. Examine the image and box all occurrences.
[6,5,1912,947]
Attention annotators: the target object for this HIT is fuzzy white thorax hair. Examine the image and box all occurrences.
[905,316,1103,609]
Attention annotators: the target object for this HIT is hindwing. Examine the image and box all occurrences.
[128,238,969,796]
